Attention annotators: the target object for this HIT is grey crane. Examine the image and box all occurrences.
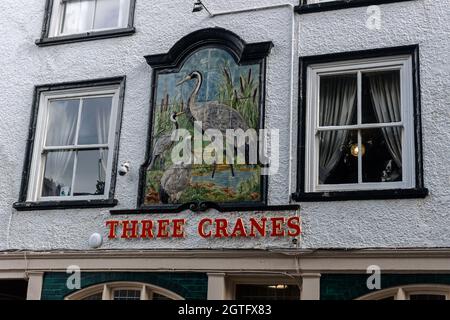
[177,70,251,178]
[159,162,192,204]
[149,111,182,170]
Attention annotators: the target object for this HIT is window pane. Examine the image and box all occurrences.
[409,294,446,300]
[113,289,140,300]
[73,149,108,196]
[152,293,172,300]
[362,128,403,183]
[82,292,103,300]
[362,70,401,124]
[45,99,80,147]
[78,97,113,145]
[61,0,95,34]
[93,0,122,29]
[42,151,75,197]
[319,74,357,126]
[235,284,300,300]
[319,130,358,184]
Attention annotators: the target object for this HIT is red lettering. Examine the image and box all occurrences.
[121,220,139,239]
[172,219,186,238]
[198,218,213,238]
[214,219,229,238]
[157,219,170,238]
[287,217,301,237]
[249,218,267,237]
[140,220,154,238]
[270,217,286,237]
[106,220,120,239]
[231,218,247,237]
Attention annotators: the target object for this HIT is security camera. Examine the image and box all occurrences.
[119,161,130,176]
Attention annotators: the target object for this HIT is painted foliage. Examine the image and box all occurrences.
[144,47,263,205]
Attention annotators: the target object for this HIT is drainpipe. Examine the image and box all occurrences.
[204,2,298,201]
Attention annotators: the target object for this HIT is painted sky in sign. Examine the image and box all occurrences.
[155,48,260,107]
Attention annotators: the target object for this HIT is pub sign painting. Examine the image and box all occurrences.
[143,47,264,206]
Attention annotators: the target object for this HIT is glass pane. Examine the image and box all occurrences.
[78,97,113,145]
[113,289,140,300]
[362,70,401,124]
[409,294,446,300]
[45,99,80,147]
[319,130,358,185]
[319,74,357,126]
[235,284,300,300]
[152,293,172,300]
[41,151,75,197]
[61,0,95,34]
[93,0,121,29]
[82,292,103,300]
[362,128,403,183]
[73,149,108,196]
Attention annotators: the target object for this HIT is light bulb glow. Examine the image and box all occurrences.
[350,143,366,157]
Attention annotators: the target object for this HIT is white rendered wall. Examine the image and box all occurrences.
[0,0,448,251]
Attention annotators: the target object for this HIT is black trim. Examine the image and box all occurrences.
[13,76,126,211]
[36,0,136,47]
[35,28,136,47]
[295,188,428,202]
[110,203,300,215]
[144,28,273,69]
[292,45,428,202]
[137,28,274,213]
[295,0,415,14]
[14,199,118,212]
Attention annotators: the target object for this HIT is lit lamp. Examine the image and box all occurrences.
[350,143,366,157]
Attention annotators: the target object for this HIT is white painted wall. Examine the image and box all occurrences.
[0,0,448,251]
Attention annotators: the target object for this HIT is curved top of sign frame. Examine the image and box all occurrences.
[144,27,273,70]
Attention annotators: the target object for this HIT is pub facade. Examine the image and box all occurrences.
[0,0,449,300]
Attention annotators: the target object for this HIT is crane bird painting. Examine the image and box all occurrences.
[149,111,182,170]
[144,47,263,205]
[176,70,252,178]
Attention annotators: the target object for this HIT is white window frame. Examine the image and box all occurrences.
[304,55,416,193]
[357,284,450,300]
[65,282,184,300]
[27,85,121,202]
[307,0,334,3]
[48,0,131,37]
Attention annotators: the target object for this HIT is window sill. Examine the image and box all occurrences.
[35,27,135,47]
[295,0,414,14]
[292,188,428,202]
[13,199,118,211]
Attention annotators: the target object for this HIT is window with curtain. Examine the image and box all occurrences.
[24,83,122,203]
[41,96,112,198]
[49,0,132,36]
[303,54,417,193]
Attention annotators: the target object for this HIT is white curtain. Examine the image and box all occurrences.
[368,72,402,168]
[94,99,111,179]
[43,100,79,196]
[319,76,357,183]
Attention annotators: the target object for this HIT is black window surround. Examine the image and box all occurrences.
[13,76,126,211]
[292,45,428,202]
[295,0,415,14]
[35,0,136,47]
